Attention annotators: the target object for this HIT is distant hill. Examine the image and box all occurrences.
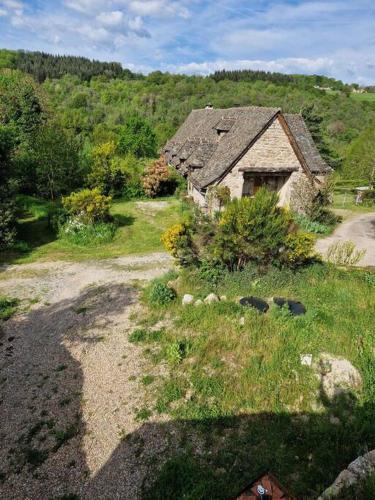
[0,49,140,82]
[210,69,350,92]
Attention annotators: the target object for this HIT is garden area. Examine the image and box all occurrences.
[131,255,375,498]
[0,194,187,264]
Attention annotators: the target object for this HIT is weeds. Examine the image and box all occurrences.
[0,296,19,320]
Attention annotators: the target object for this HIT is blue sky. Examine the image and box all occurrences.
[0,0,374,84]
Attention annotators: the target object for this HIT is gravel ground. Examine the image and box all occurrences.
[316,211,375,267]
[0,253,178,499]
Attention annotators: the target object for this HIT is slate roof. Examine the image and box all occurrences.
[163,106,330,189]
[284,114,331,174]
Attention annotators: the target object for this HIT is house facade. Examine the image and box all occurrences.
[163,106,331,212]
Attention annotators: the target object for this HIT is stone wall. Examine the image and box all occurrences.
[188,116,321,212]
[217,116,319,210]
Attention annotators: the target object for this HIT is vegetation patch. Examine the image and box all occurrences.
[139,263,375,498]
[0,296,19,321]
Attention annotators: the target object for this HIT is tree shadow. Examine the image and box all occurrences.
[85,395,375,499]
[0,283,137,499]
[0,215,56,266]
[1,284,374,499]
[113,213,136,228]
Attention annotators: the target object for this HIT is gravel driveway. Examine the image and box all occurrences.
[0,253,176,499]
[316,212,375,267]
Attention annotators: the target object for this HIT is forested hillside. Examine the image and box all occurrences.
[1,49,375,250]
[0,49,137,82]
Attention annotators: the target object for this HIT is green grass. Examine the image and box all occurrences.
[138,264,375,498]
[0,296,19,320]
[1,195,188,264]
[350,92,375,102]
[333,189,375,213]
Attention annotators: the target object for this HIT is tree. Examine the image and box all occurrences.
[343,124,375,182]
[0,125,16,248]
[87,141,129,196]
[301,105,342,170]
[117,115,157,158]
[31,125,80,200]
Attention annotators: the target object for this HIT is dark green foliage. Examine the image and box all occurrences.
[302,105,342,169]
[1,49,129,83]
[211,69,348,92]
[0,125,17,248]
[197,260,227,286]
[148,282,177,306]
[211,188,291,269]
[118,115,157,158]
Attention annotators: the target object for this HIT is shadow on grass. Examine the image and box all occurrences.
[0,216,57,266]
[113,213,136,228]
[1,282,374,499]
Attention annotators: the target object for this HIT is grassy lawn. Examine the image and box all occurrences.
[350,92,375,102]
[0,195,187,264]
[133,264,375,498]
[333,189,375,214]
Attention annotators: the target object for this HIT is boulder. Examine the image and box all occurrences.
[313,353,362,400]
[239,316,245,326]
[182,294,194,306]
[204,293,220,304]
[220,295,227,301]
[194,299,203,307]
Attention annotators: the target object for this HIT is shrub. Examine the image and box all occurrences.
[59,220,116,246]
[142,156,178,198]
[48,205,69,232]
[197,260,227,286]
[148,282,177,306]
[282,232,316,267]
[326,241,366,266]
[0,196,16,249]
[62,188,112,224]
[211,188,291,269]
[293,213,330,234]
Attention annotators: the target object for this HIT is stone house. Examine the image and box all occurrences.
[163,106,331,212]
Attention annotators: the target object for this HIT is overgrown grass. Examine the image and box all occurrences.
[0,296,19,320]
[137,263,375,498]
[0,196,189,264]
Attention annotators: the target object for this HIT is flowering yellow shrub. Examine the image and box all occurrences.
[161,223,187,258]
[283,232,316,266]
[62,188,112,224]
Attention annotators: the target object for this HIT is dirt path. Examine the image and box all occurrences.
[316,212,375,267]
[0,253,175,499]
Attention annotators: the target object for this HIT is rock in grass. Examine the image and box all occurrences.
[204,293,220,304]
[194,299,203,306]
[300,354,313,366]
[220,295,227,301]
[313,353,362,400]
[182,294,194,306]
[239,316,245,326]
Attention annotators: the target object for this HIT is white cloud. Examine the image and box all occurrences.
[64,0,106,13]
[127,0,189,18]
[0,8,7,15]
[97,10,124,26]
